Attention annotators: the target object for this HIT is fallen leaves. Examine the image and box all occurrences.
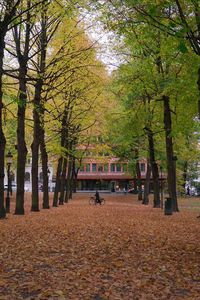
[0,193,199,299]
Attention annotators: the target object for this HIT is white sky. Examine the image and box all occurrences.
[81,11,122,74]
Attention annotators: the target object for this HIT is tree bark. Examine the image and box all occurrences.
[72,157,78,193]
[0,34,6,219]
[65,157,72,203]
[15,65,28,215]
[31,5,48,211]
[14,2,31,215]
[40,126,49,209]
[59,156,67,205]
[198,66,200,119]
[53,157,62,207]
[69,162,73,199]
[163,95,179,212]
[0,1,21,218]
[31,81,41,212]
[142,159,151,205]
[146,128,160,207]
[182,161,188,194]
[135,149,142,201]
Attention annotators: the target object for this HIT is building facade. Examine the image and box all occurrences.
[77,157,147,191]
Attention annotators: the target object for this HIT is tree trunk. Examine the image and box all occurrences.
[69,162,73,199]
[40,125,49,209]
[182,161,188,194]
[0,35,6,219]
[59,156,67,205]
[147,128,160,208]
[15,65,28,215]
[0,1,21,218]
[142,159,151,205]
[65,158,72,203]
[31,82,41,212]
[136,160,143,201]
[31,5,48,210]
[163,95,179,212]
[72,158,78,193]
[14,3,31,215]
[198,66,200,119]
[53,157,62,207]
[133,178,138,193]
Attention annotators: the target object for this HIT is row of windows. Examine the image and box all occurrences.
[79,163,146,173]
[79,163,128,173]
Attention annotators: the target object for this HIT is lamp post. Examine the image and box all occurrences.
[160,165,164,209]
[6,151,13,213]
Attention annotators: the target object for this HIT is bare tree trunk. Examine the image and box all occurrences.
[146,128,160,207]
[31,4,48,210]
[69,162,73,199]
[133,178,138,194]
[163,95,179,212]
[135,149,142,201]
[53,157,62,207]
[0,35,6,219]
[65,158,72,203]
[40,125,49,209]
[0,1,21,218]
[59,156,67,205]
[15,67,28,215]
[72,157,78,193]
[14,1,31,215]
[198,66,200,119]
[31,81,41,212]
[182,161,188,194]
[142,159,151,205]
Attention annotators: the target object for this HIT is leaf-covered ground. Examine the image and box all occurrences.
[0,193,199,300]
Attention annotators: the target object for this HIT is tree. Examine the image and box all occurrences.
[92,0,200,211]
[90,0,200,117]
[0,0,21,218]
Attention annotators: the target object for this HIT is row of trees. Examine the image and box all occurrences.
[0,0,107,218]
[89,0,200,211]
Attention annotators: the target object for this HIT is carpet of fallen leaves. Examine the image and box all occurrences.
[0,193,200,300]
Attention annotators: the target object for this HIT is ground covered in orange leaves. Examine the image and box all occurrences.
[0,193,199,300]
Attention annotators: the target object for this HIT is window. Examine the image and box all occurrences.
[140,163,146,172]
[98,165,103,172]
[116,163,121,172]
[92,163,97,172]
[86,164,90,172]
[110,163,115,172]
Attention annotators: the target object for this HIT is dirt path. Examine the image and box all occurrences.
[0,193,199,299]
